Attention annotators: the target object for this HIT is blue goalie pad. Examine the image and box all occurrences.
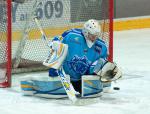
[81,75,103,97]
[20,75,111,99]
[21,76,68,98]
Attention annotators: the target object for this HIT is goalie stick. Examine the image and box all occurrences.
[33,17,78,104]
[33,17,52,48]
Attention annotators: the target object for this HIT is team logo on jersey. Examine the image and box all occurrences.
[67,55,90,75]
[74,37,79,41]
[70,37,80,44]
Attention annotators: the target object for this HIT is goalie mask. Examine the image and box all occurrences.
[82,19,101,48]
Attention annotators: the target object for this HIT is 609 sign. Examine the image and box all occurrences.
[12,0,64,22]
[35,0,63,19]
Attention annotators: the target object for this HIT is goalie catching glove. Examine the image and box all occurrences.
[94,61,122,82]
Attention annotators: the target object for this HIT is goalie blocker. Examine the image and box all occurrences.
[43,41,68,69]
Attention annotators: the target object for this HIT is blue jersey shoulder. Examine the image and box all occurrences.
[62,28,85,44]
[62,28,83,37]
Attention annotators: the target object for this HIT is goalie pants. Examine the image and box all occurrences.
[71,80,82,94]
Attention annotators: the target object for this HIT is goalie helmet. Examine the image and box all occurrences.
[82,19,101,48]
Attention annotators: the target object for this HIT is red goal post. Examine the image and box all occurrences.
[0,0,113,87]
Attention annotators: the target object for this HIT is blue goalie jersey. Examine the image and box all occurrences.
[60,28,108,81]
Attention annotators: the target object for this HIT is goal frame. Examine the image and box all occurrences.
[0,0,114,87]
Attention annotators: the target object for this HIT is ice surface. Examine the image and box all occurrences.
[0,28,150,114]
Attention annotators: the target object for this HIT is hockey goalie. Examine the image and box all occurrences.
[20,19,122,99]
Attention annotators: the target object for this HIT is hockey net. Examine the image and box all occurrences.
[0,0,113,87]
